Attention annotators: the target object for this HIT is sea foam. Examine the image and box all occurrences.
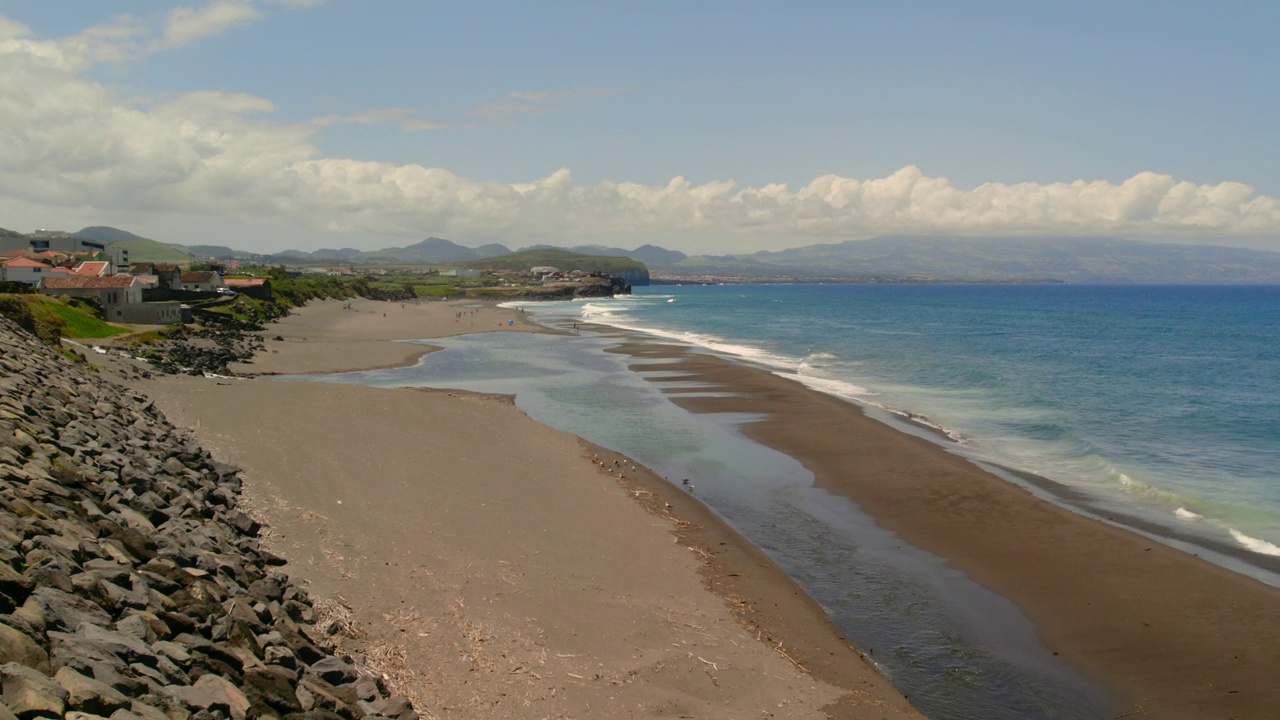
[1229,529,1280,556]
[577,306,802,370]
[778,371,871,400]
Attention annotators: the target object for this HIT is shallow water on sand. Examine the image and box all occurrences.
[298,329,1109,720]
[559,284,1280,583]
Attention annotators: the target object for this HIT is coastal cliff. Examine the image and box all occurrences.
[0,317,418,720]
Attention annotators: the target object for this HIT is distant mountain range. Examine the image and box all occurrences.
[25,226,1280,284]
[677,236,1280,284]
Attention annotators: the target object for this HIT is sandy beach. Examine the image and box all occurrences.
[604,341,1280,720]
[126,299,922,720]
[115,296,1280,719]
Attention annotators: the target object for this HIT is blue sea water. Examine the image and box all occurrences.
[301,283,1280,719]
[568,284,1280,570]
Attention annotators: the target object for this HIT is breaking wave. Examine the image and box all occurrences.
[1229,529,1280,556]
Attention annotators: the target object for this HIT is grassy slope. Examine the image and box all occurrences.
[109,237,192,264]
[0,294,131,339]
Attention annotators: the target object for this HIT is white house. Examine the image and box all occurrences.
[180,270,224,292]
[40,275,142,310]
[39,275,181,324]
[0,256,53,285]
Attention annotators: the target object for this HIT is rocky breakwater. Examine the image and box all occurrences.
[0,316,419,720]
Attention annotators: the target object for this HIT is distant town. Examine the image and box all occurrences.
[0,229,635,328]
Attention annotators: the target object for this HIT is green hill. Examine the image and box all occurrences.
[111,238,191,264]
[463,247,642,273]
[463,248,650,285]
[366,237,511,263]
[187,245,251,260]
[75,226,191,264]
[75,226,150,243]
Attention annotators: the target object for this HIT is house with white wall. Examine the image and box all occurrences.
[0,257,54,285]
[40,275,183,325]
[180,270,224,292]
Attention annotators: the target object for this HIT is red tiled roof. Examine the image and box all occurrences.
[40,276,139,289]
[72,261,110,277]
[1,257,50,268]
[224,278,266,287]
[181,271,218,283]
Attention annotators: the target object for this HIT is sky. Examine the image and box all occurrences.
[1,0,1279,255]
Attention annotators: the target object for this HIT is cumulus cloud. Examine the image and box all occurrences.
[1,22,1279,253]
[0,0,308,71]
[0,16,31,40]
[156,1,261,50]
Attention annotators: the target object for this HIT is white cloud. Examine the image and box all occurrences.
[1,0,320,71]
[156,1,261,50]
[307,108,445,134]
[1,27,1279,254]
[155,90,277,118]
[0,13,151,72]
[0,16,31,40]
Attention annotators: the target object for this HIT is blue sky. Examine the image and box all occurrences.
[1,0,1278,253]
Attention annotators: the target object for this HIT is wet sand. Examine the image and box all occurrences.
[127,300,921,720]
[605,341,1280,720]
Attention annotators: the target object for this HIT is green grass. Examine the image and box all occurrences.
[106,237,191,264]
[17,296,130,339]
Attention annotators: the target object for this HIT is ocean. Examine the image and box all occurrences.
[301,283,1280,719]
